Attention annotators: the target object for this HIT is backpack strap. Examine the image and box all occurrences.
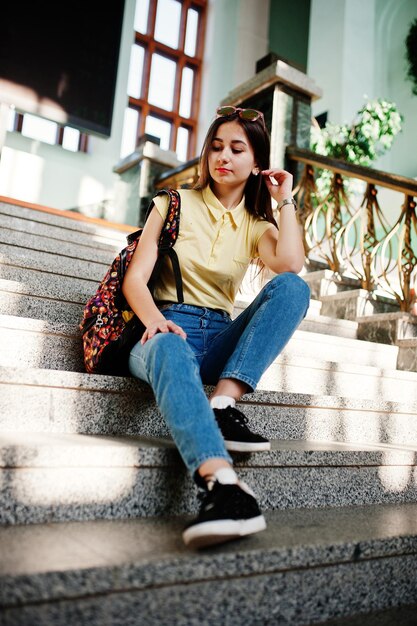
[154,188,181,249]
[147,189,184,303]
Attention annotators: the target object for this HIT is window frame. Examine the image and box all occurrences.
[11,112,89,153]
[127,0,207,160]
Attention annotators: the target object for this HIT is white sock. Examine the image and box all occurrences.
[210,395,236,410]
[201,467,258,498]
[212,468,256,497]
[203,467,238,490]
[213,467,238,485]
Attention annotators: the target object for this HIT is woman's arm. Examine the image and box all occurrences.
[122,206,186,344]
[257,168,305,274]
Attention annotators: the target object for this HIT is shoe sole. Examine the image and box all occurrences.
[224,440,271,452]
[182,515,267,549]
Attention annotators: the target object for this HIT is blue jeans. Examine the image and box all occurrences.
[129,272,310,476]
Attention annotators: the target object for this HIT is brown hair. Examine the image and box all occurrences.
[194,113,277,228]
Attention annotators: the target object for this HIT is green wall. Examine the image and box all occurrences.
[268,0,311,71]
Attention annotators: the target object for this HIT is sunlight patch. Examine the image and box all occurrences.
[378,450,414,492]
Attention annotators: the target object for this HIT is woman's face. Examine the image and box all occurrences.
[208,120,257,189]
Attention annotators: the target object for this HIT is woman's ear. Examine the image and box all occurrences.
[252,167,260,176]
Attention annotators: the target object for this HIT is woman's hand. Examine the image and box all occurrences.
[261,169,293,204]
[257,167,305,274]
[141,318,187,345]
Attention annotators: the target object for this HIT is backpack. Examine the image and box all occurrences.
[79,189,183,376]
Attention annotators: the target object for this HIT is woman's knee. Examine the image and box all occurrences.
[144,332,199,383]
[145,332,190,360]
[268,272,310,304]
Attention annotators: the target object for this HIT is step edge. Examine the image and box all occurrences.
[1,365,417,412]
[1,503,417,607]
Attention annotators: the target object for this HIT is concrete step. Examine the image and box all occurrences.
[0,503,416,625]
[301,296,322,314]
[322,604,417,626]
[1,433,416,525]
[297,313,358,339]
[235,297,359,339]
[301,268,361,299]
[0,313,399,379]
[259,353,417,401]
[0,200,129,247]
[0,276,360,344]
[0,288,85,325]
[320,289,399,321]
[0,266,97,303]
[1,366,417,447]
[0,315,82,371]
[280,329,397,368]
[0,241,108,282]
[0,323,411,400]
[0,286,357,344]
[0,224,119,265]
[0,211,124,252]
[0,315,414,402]
[0,272,93,324]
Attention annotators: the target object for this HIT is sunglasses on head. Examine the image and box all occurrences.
[216,106,265,124]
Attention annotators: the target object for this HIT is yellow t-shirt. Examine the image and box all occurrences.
[152,186,275,315]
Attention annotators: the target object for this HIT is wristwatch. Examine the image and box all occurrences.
[276,197,297,212]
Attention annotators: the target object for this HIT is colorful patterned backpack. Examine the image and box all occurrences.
[79,189,183,375]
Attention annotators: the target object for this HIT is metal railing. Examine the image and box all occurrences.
[288,146,417,311]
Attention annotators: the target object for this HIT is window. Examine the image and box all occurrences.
[8,109,89,153]
[122,0,207,161]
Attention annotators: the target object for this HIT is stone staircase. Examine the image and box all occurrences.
[0,199,417,626]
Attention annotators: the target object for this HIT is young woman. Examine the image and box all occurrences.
[122,106,310,549]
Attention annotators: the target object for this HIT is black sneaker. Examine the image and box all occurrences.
[182,477,266,549]
[214,406,271,452]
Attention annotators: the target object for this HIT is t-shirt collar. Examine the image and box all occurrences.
[202,185,245,227]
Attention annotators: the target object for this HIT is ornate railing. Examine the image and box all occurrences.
[287,146,417,311]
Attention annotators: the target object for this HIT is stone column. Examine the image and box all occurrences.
[113,136,181,226]
[220,57,322,170]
